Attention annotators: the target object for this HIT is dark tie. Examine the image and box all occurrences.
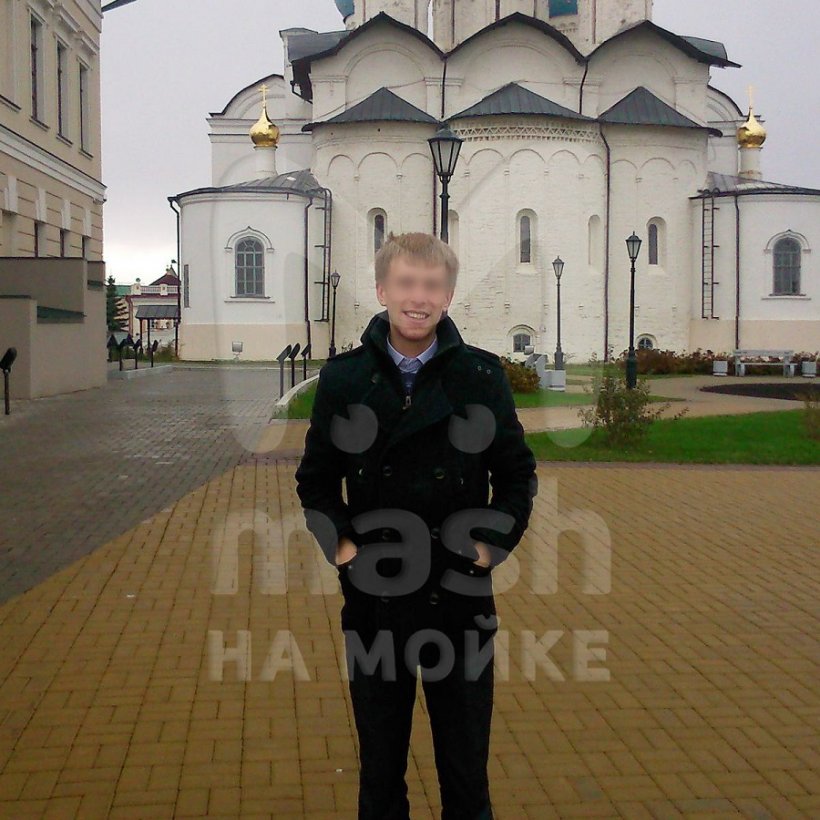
[400,357,422,395]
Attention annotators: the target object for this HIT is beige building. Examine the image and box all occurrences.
[0,0,106,399]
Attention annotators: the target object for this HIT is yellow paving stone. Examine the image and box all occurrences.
[0,460,817,817]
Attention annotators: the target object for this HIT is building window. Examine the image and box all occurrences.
[183,263,190,308]
[646,217,666,267]
[34,221,45,256]
[60,229,68,256]
[79,63,89,151]
[30,15,43,120]
[81,235,89,259]
[549,0,578,16]
[513,332,532,353]
[374,213,385,253]
[235,237,265,296]
[637,335,655,350]
[370,209,387,256]
[519,214,532,263]
[773,237,801,294]
[57,42,68,137]
[648,223,658,265]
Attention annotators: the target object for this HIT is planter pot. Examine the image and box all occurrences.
[801,360,817,378]
[545,369,566,392]
[712,360,729,376]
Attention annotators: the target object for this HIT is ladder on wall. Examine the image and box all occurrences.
[313,188,333,322]
[701,193,720,319]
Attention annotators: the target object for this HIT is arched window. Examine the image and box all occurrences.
[370,209,387,256]
[648,224,659,265]
[374,213,385,253]
[519,214,532,263]
[235,237,265,297]
[773,237,801,294]
[646,217,666,267]
[637,335,655,350]
[513,331,532,353]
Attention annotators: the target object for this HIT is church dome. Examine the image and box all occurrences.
[334,0,355,18]
[250,103,280,148]
[737,106,766,149]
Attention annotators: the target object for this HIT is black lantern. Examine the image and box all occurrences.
[428,125,464,243]
[552,257,565,370]
[626,232,642,263]
[625,232,642,388]
[329,269,341,359]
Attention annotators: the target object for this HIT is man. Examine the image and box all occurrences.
[295,232,537,819]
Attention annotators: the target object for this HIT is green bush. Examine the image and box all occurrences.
[578,359,687,448]
[613,347,728,375]
[799,388,820,440]
[499,355,540,393]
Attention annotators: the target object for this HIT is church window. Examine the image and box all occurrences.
[375,214,385,253]
[646,217,666,267]
[518,210,537,265]
[772,237,801,294]
[549,0,578,17]
[637,335,655,350]
[370,209,387,256]
[513,332,532,353]
[235,237,265,297]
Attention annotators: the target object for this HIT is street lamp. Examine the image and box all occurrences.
[625,232,642,389]
[329,269,341,359]
[428,125,464,243]
[552,256,565,371]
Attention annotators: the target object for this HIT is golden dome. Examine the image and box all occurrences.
[250,102,280,148]
[737,106,766,149]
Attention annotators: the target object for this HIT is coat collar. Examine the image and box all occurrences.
[359,309,465,451]
[360,308,464,372]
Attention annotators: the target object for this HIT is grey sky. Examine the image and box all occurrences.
[99,0,820,283]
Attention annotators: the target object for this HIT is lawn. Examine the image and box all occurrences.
[526,410,820,465]
[281,381,679,418]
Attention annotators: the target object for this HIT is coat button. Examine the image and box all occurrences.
[382,464,392,477]
[379,595,389,603]
[381,528,391,541]
[430,526,440,539]
[357,467,365,477]
[433,466,446,479]
[429,589,440,605]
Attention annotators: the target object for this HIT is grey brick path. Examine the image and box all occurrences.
[0,367,308,605]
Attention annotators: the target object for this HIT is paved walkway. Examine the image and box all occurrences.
[513,374,812,433]
[0,369,817,818]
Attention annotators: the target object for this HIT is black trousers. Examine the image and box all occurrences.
[339,563,496,820]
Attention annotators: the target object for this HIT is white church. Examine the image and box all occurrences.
[170,0,820,363]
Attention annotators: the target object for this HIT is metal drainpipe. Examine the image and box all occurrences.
[433,58,449,236]
[734,193,741,350]
[168,196,181,356]
[304,196,313,352]
[599,123,612,361]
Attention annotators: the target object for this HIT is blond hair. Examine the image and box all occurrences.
[375,232,459,290]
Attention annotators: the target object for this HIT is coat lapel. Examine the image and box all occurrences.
[359,310,463,452]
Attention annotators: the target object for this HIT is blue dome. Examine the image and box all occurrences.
[334,0,355,18]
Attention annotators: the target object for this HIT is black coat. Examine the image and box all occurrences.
[295,309,538,634]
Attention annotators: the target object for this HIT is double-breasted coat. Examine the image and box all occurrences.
[295,309,538,645]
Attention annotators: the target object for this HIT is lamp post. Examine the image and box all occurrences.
[328,269,340,359]
[625,232,642,389]
[428,125,464,243]
[552,256,565,371]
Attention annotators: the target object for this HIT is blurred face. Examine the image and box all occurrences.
[376,253,454,357]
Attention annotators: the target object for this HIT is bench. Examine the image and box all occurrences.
[732,349,796,377]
